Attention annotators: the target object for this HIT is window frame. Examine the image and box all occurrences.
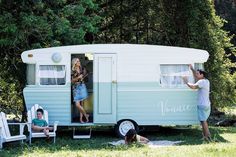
[26,64,36,86]
[38,64,67,86]
[159,64,194,88]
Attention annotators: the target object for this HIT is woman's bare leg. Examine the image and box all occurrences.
[80,113,84,123]
[203,121,211,138]
[201,121,211,140]
[76,101,87,123]
[81,100,89,122]
[85,113,89,122]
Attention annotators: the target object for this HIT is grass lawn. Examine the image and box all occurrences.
[0,126,236,157]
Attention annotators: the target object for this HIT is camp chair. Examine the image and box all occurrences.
[27,104,59,144]
[0,112,26,149]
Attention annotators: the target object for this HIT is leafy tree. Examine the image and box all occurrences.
[159,0,236,108]
[97,0,162,43]
[97,0,236,108]
[215,0,236,71]
[0,0,101,120]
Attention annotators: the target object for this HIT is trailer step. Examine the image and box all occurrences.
[73,135,91,139]
[73,126,92,139]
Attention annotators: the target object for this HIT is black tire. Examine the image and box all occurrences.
[115,120,139,138]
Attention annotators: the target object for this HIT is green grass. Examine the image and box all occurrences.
[1,126,236,157]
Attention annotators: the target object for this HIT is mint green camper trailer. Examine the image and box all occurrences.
[21,44,209,137]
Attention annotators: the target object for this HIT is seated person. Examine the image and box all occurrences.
[125,129,149,144]
[32,109,53,138]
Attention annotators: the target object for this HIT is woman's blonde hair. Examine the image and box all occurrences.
[71,58,81,72]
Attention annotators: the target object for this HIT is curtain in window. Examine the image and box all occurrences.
[160,65,194,87]
[194,63,204,70]
[39,65,66,85]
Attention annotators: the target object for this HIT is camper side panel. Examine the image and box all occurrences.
[116,52,199,125]
[23,86,71,125]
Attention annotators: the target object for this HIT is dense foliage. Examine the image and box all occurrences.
[215,0,236,70]
[0,0,101,119]
[97,0,236,108]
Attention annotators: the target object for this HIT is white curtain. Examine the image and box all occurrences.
[194,63,204,70]
[39,65,66,85]
[160,65,194,87]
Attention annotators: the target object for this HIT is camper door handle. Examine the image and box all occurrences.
[112,80,117,84]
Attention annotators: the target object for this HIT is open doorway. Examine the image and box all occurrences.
[71,53,93,123]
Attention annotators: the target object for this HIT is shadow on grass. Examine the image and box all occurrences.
[142,126,231,145]
[1,126,235,156]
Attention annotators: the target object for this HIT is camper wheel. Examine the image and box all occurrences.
[115,120,139,138]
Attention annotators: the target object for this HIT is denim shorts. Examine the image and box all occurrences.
[197,105,211,121]
[73,83,88,103]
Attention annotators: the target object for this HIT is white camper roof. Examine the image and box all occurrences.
[21,44,209,63]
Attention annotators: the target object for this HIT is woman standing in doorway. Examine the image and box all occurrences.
[71,58,89,123]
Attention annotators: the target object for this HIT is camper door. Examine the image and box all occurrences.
[94,54,117,124]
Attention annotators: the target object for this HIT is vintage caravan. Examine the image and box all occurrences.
[21,44,209,137]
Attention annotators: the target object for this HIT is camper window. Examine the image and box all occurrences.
[26,64,36,85]
[194,63,204,70]
[160,64,194,87]
[39,65,66,85]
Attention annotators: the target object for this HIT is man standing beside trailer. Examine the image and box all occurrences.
[182,65,211,141]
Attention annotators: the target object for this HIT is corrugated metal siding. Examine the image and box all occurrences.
[24,84,199,126]
[23,86,71,125]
